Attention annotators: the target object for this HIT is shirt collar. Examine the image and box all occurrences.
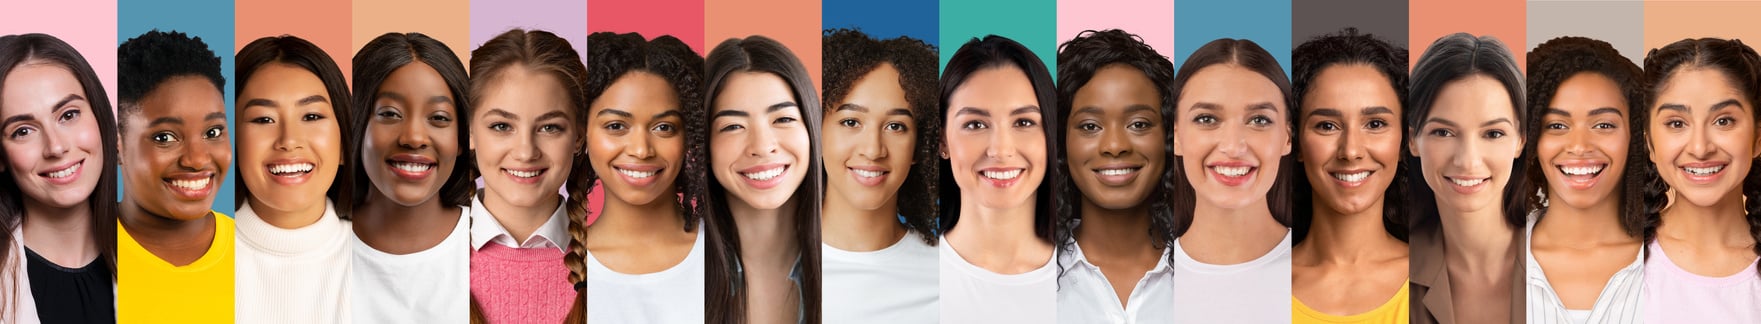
[470,195,571,252]
[1065,238,1174,275]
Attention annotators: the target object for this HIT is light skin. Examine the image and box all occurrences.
[1410,74,1521,323]
[1646,67,1760,277]
[470,66,576,244]
[1066,64,1164,306]
[822,63,915,252]
[353,61,464,254]
[1290,64,1409,315]
[710,71,809,324]
[118,76,231,266]
[1172,63,1289,266]
[584,71,695,275]
[941,65,1054,276]
[236,63,342,229]
[1531,72,1642,309]
[1,61,103,267]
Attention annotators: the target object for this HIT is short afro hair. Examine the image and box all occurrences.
[117,29,225,129]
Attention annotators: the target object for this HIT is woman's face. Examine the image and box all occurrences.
[588,71,685,206]
[710,71,811,210]
[1299,64,1402,215]
[823,64,915,211]
[362,62,461,207]
[1411,75,1522,214]
[1,62,104,209]
[945,65,1047,210]
[1538,72,1629,209]
[1067,64,1163,210]
[120,76,232,220]
[1647,67,1757,208]
[1174,64,1290,209]
[470,67,577,209]
[236,63,342,215]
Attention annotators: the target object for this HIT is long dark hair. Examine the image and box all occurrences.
[0,32,121,317]
[1638,38,1761,275]
[700,35,823,324]
[1520,36,1646,239]
[349,32,474,210]
[1168,38,1296,237]
[821,28,941,246]
[1053,29,1175,253]
[1403,33,1527,228]
[234,35,355,217]
[1290,28,1410,243]
[937,35,1062,242]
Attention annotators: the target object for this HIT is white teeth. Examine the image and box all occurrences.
[1213,166,1251,177]
[392,162,432,173]
[506,169,540,178]
[1097,168,1136,176]
[45,162,80,179]
[170,177,210,190]
[269,163,315,175]
[743,166,785,181]
[1331,171,1369,183]
[852,169,884,178]
[1560,165,1603,176]
[1686,165,1723,175]
[981,169,1021,180]
[617,168,655,179]
[1450,177,1486,187]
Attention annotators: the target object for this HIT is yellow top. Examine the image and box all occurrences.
[117,212,235,323]
[1293,282,1410,324]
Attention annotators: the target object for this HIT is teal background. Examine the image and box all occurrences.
[938,0,1057,75]
[1174,0,1292,77]
[118,0,237,215]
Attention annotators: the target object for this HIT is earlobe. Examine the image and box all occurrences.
[1172,132,1183,156]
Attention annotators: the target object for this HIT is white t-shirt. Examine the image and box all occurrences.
[824,231,939,324]
[1058,239,1173,324]
[939,236,1056,324]
[235,200,352,323]
[352,206,470,324]
[1171,230,1292,324]
[585,226,705,324]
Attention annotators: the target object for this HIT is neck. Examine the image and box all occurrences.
[944,195,1050,273]
[118,199,209,242]
[821,191,905,252]
[1075,200,1156,253]
[1538,195,1632,244]
[482,189,560,245]
[730,197,801,271]
[248,196,327,229]
[591,190,687,238]
[1180,198,1286,263]
[1302,199,1403,264]
[21,198,98,265]
[1437,204,1516,281]
[1660,189,1753,246]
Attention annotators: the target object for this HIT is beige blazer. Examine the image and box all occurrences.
[1408,222,1526,324]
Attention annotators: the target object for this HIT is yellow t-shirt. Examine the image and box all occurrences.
[117,212,235,323]
[1293,282,1410,324]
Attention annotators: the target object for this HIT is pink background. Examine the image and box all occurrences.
[589,0,707,53]
[1057,0,1176,58]
[0,0,120,110]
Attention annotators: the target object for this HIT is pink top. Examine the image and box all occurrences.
[1643,240,1761,322]
[470,243,574,323]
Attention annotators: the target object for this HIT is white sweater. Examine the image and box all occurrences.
[235,200,353,323]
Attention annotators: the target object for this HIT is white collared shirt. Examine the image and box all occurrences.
[1057,239,1174,324]
[469,196,571,253]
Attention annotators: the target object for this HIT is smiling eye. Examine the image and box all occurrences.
[249,116,275,124]
[1192,115,1217,125]
[1546,122,1567,130]
[884,121,909,133]
[653,123,677,135]
[9,127,35,139]
[1076,121,1100,133]
[376,109,402,120]
[775,116,799,124]
[302,113,326,122]
[1428,128,1455,137]
[204,126,225,139]
[152,131,179,144]
[1664,119,1686,129]
[539,124,565,134]
[1313,121,1339,132]
[1013,118,1038,128]
[962,120,987,130]
[1592,122,1617,129]
[1366,119,1387,130]
[59,109,81,123]
[1715,117,1736,127]
[429,114,452,125]
[605,121,628,132]
[1248,115,1273,126]
[839,118,860,128]
[1484,129,1507,139]
[488,122,512,133]
[719,123,746,132]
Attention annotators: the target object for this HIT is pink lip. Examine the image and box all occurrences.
[37,159,84,185]
[738,163,789,190]
[1554,162,1607,190]
[502,167,546,185]
[264,158,314,186]
[847,166,888,187]
[1445,176,1489,194]
[614,163,663,187]
[387,153,438,181]
[1206,161,1256,187]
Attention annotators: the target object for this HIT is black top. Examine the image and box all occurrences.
[24,246,114,324]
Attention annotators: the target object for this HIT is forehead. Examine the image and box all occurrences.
[1178,63,1284,112]
[1428,74,1515,122]
[1073,64,1158,108]
[594,71,677,111]
[136,75,225,120]
[1654,67,1750,111]
[475,67,572,118]
[713,71,795,113]
[241,63,325,97]
[1,62,83,114]
[1549,72,1626,111]
[1304,64,1398,111]
[947,65,1036,115]
[845,64,904,101]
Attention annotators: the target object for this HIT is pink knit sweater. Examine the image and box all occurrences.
[470,243,575,323]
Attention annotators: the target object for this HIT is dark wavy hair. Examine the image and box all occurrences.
[936,35,1062,242]
[1638,38,1761,275]
[0,33,122,317]
[1168,38,1296,237]
[821,28,941,246]
[349,32,474,211]
[465,28,589,321]
[234,35,355,217]
[1290,28,1410,243]
[1403,33,1527,228]
[1053,29,1175,255]
[700,35,823,324]
[117,30,225,132]
[1520,36,1646,239]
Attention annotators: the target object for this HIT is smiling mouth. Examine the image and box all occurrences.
[168,177,211,191]
[1560,164,1605,176]
[391,161,434,173]
[616,166,657,179]
[504,168,543,178]
[981,169,1022,180]
[1096,168,1138,176]
[1684,165,1724,176]
[1212,166,1252,177]
[852,169,886,178]
[1448,176,1487,187]
[41,160,83,179]
[742,165,786,181]
[1331,170,1370,183]
[269,162,315,176]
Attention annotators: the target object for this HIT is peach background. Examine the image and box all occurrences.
[706,0,822,92]
[353,0,471,64]
[0,0,119,109]
[1644,0,1761,52]
[1409,0,1526,71]
[236,0,352,84]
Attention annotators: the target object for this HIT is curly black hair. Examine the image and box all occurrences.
[117,29,225,131]
[1290,27,1410,243]
[582,31,705,232]
[350,32,475,211]
[1520,36,1646,239]
[821,28,941,246]
[1403,33,1527,229]
[1639,38,1761,275]
[234,35,355,217]
[1052,29,1175,253]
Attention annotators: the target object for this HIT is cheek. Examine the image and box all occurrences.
[433,126,462,158]
[1299,135,1334,164]
[585,135,621,161]
[885,134,915,162]
[1366,133,1402,166]
[3,143,36,173]
[784,127,812,162]
[656,137,685,167]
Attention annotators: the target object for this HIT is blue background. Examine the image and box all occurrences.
[823,0,940,47]
[1174,0,1293,77]
[118,0,237,215]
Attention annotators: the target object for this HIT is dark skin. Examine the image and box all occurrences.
[584,72,696,273]
[1530,72,1640,309]
[1066,64,1166,306]
[118,76,231,266]
[352,62,464,254]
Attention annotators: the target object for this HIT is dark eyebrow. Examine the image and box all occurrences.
[205,112,227,122]
[2,94,87,127]
[1189,102,1221,111]
[485,108,518,120]
[1481,118,1512,128]
[1362,106,1393,116]
[887,108,912,117]
[1010,106,1040,116]
[53,94,84,109]
[713,110,749,119]
[835,103,867,113]
[1710,99,1745,113]
[149,116,183,128]
[1248,102,1278,112]
[1545,108,1571,118]
[769,101,798,113]
[1588,107,1623,117]
[955,107,989,118]
[596,108,633,118]
[1658,103,1689,114]
[242,98,277,110]
[1305,108,1342,119]
[0,115,34,128]
[1421,117,1458,129]
[296,95,328,106]
[535,111,569,122]
[655,110,682,119]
